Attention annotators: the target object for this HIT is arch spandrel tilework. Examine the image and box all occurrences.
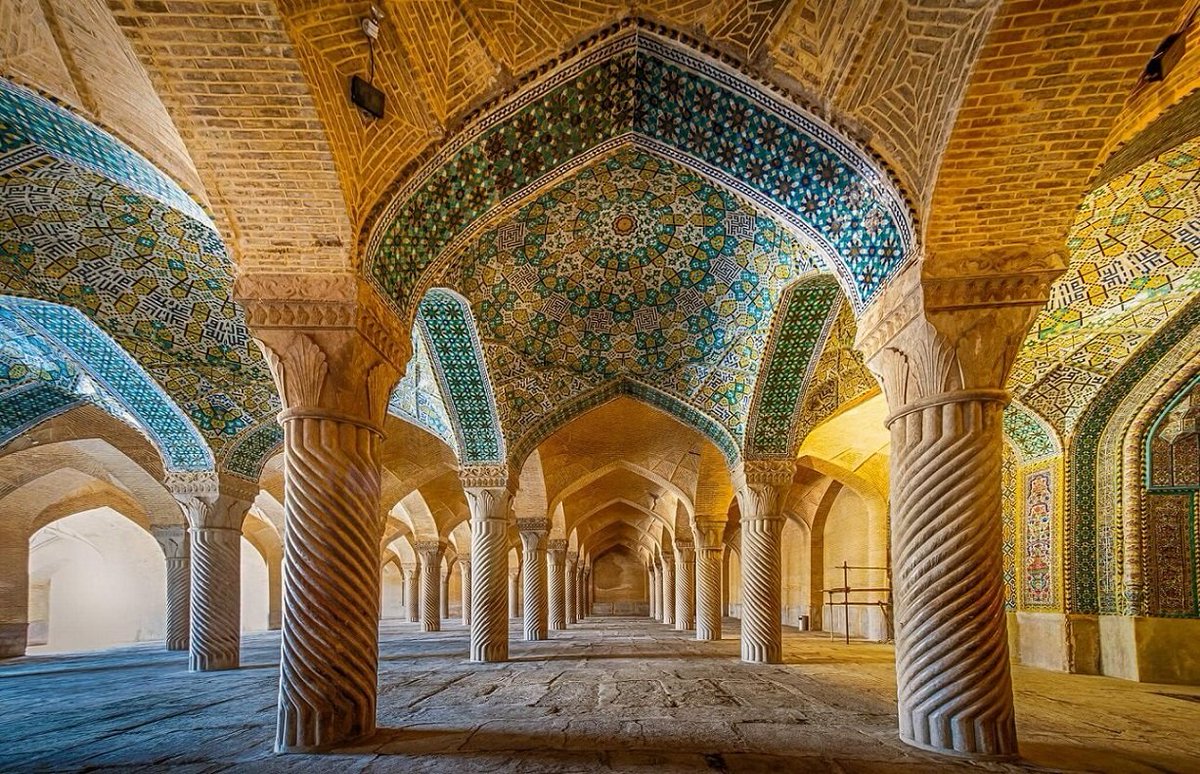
[0,80,282,478]
[0,297,212,470]
[388,327,458,452]
[417,289,505,464]
[1003,402,1061,463]
[367,28,913,317]
[744,275,842,457]
[1012,138,1200,437]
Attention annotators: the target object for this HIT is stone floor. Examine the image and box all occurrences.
[2,618,1199,773]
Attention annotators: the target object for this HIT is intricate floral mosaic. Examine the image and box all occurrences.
[0,297,211,469]
[444,149,825,460]
[1011,139,1200,435]
[745,276,841,457]
[1144,492,1198,617]
[388,326,457,451]
[1001,447,1017,611]
[417,290,504,462]
[369,28,912,316]
[0,79,281,478]
[1023,467,1057,609]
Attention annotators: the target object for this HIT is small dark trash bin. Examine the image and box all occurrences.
[798,614,810,631]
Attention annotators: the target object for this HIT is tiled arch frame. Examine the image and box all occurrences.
[744,274,843,458]
[1068,295,1200,614]
[0,77,281,479]
[365,21,916,322]
[0,296,212,471]
[416,289,506,464]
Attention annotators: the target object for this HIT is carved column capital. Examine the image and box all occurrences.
[547,539,568,558]
[692,518,726,548]
[517,517,549,535]
[414,539,447,560]
[457,554,472,569]
[150,525,189,560]
[855,254,1065,416]
[733,459,794,523]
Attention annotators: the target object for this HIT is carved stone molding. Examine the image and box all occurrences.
[150,525,188,560]
[459,463,513,492]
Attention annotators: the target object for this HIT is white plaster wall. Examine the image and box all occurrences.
[780,519,812,629]
[381,563,405,619]
[822,488,886,641]
[27,508,164,653]
[240,537,269,633]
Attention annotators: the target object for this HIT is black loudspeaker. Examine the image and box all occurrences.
[351,75,385,119]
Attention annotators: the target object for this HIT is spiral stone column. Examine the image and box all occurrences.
[673,541,696,631]
[648,563,658,619]
[462,466,514,663]
[440,567,451,620]
[854,257,1062,757]
[151,525,190,651]
[734,460,793,664]
[547,539,568,631]
[565,553,579,624]
[519,520,549,640]
[579,565,590,618]
[416,541,446,632]
[403,563,419,622]
[458,556,473,627]
[693,519,726,641]
[508,568,521,618]
[171,476,252,673]
[660,551,675,627]
[241,276,408,753]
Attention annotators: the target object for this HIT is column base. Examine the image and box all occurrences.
[165,638,189,652]
[740,643,781,664]
[275,723,377,754]
[189,653,239,672]
[899,732,1019,762]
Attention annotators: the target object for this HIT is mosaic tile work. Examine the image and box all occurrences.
[0,297,211,469]
[451,149,822,459]
[1144,492,1198,617]
[1024,467,1057,609]
[417,289,504,463]
[222,421,283,481]
[1002,447,1017,612]
[745,275,840,457]
[1070,296,1200,613]
[388,327,457,451]
[0,79,210,227]
[369,28,912,316]
[790,295,876,445]
[0,112,280,477]
[1003,402,1060,462]
[1011,138,1200,436]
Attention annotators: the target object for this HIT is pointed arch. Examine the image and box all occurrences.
[744,275,843,458]
[548,459,693,527]
[417,288,505,464]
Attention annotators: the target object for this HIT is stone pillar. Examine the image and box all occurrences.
[171,476,253,673]
[734,460,793,664]
[416,541,446,632]
[266,554,283,631]
[652,559,662,619]
[578,565,589,619]
[151,525,191,651]
[440,565,450,620]
[674,541,696,631]
[519,520,549,641]
[855,256,1063,758]
[462,466,513,663]
[660,550,675,627]
[565,553,578,625]
[508,568,521,619]
[242,274,406,752]
[458,555,472,627]
[0,520,29,659]
[403,563,419,622]
[693,519,726,641]
[547,539,568,631]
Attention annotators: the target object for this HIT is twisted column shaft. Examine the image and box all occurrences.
[188,526,241,671]
[403,564,419,622]
[440,570,450,620]
[890,395,1016,757]
[547,540,567,631]
[508,570,521,618]
[416,542,445,632]
[694,520,725,640]
[660,556,675,627]
[735,461,792,664]
[275,416,384,752]
[565,556,578,625]
[519,522,549,641]
[459,557,473,626]
[649,565,658,619]
[674,543,696,631]
[578,567,589,619]
[464,475,513,663]
[152,526,190,652]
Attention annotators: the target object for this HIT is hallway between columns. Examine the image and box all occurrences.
[3,617,1197,774]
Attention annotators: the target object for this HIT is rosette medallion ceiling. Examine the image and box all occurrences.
[374,28,914,465]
